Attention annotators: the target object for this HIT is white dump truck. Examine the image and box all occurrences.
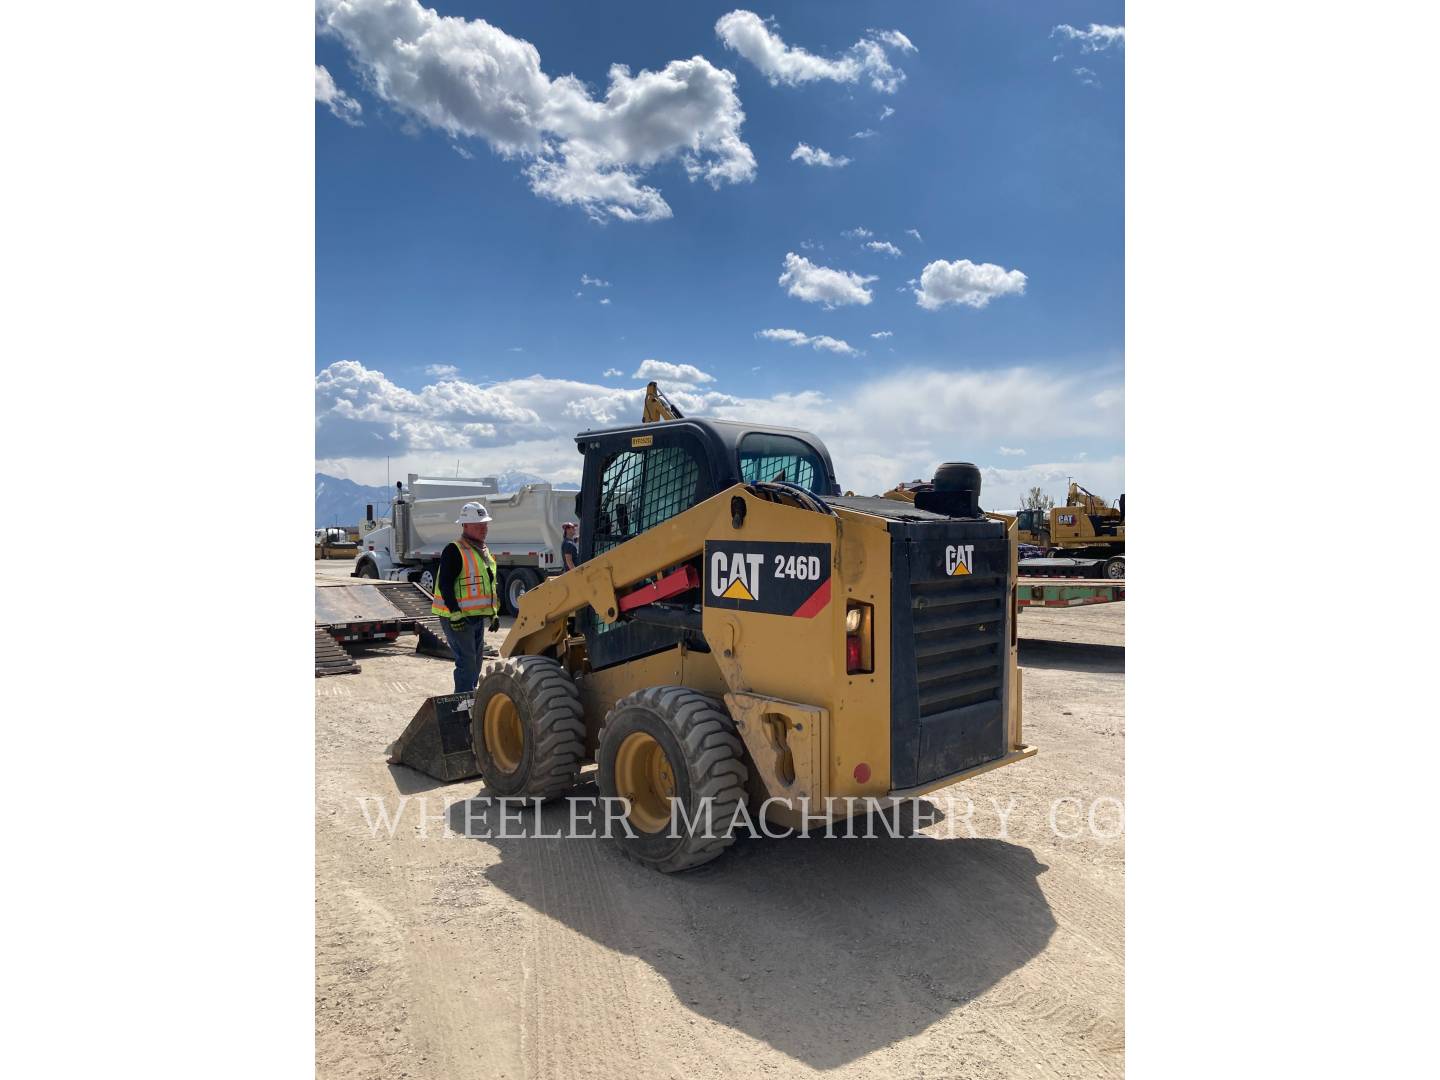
[352,474,577,615]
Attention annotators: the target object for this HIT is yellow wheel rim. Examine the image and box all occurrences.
[483,692,524,773]
[614,732,678,834]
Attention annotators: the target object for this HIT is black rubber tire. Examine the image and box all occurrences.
[597,687,749,873]
[1104,556,1125,580]
[355,559,380,579]
[503,568,541,616]
[417,562,439,596]
[470,656,586,799]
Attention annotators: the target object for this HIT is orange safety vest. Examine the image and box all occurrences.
[431,539,498,617]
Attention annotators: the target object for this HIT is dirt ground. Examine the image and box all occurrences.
[316,569,1124,1079]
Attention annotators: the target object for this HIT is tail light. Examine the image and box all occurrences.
[845,602,873,674]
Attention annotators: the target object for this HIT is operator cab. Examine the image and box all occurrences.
[571,418,839,669]
[573,418,839,561]
[1016,509,1046,533]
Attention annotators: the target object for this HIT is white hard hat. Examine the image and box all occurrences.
[456,501,493,524]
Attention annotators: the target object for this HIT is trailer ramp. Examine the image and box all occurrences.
[314,580,450,675]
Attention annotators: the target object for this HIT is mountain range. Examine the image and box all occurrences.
[315,471,577,528]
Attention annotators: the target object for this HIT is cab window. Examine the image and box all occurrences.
[593,445,700,558]
[737,433,825,494]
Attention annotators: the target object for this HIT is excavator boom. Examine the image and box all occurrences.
[641,381,684,423]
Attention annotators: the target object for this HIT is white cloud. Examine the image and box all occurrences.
[507,346,524,353]
[866,240,902,257]
[580,274,610,288]
[603,368,622,377]
[778,252,876,308]
[791,143,850,168]
[1073,67,1100,88]
[870,330,893,339]
[425,363,459,377]
[799,239,823,250]
[1091,388,1123,409]
[317,0,755,223]
[1052,24,1126,52]
[906,227,922,242]
[450,144,474,159]
[841,226,873,239]
[997,446,1026,456]
[756,328,857,355]
[851,129,877,139]
[870,30,917,53]
[315,64,363,126]
[914,258,1027,310]
[880,105,895,120]
[714,10,916,93]
[316,360,1123,506]
[633,359,716,385]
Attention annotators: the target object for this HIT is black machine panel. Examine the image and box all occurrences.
[887,516,1010,789]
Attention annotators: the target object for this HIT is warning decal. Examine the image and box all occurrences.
[704,540,832,618]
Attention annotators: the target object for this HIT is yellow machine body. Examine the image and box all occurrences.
[503,483,1032,825]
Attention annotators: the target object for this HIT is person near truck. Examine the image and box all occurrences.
[561,521,580,571]
[431,501,501,693]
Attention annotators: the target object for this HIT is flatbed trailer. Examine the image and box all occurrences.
[314,579,453,676]
[1016,579,1125,608]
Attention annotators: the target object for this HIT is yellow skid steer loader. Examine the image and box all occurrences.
[395,417,1033,871]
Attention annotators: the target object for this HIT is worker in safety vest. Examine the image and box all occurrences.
[432,501,501,693]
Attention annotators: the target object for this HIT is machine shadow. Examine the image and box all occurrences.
[1018,638,1125,673]
[447,783,1056,1069]
[386,762,457,795]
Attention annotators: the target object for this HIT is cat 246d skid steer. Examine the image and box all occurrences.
[407,416,1034,872]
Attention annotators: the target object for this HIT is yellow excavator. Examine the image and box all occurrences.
[1047,482,1124,576]
[392,414,1032,872]
[641,381,684,423]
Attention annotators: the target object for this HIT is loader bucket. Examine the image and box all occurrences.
[387,692,481,782]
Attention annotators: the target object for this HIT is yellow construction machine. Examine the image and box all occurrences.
[417,417,1032,872]
[315,526,359,560]
[1047,482,1124,578]
[641,380,684,423]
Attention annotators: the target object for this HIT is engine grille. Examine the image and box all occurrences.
[911,576,1006,718]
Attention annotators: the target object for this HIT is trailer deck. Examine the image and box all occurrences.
[1016,579,1125,607]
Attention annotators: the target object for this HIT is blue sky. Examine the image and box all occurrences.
[315,1,1125,506]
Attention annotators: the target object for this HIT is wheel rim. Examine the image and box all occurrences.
[614,732,678,833]
[419,569,434,593]
[483,693,525,773]
[1107,560,1124,579]
[509,576,527,609]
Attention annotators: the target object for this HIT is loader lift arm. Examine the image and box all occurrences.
[503,482,817,659]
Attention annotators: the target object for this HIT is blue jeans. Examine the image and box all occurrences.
[440,616,489,694]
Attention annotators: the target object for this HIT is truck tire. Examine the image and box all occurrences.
[503,568,541,616]
[417,563,438,596]
[470,656,586,799]
[355,558,379,579]
[1104,556,1125,580]
[597,687,748,873]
